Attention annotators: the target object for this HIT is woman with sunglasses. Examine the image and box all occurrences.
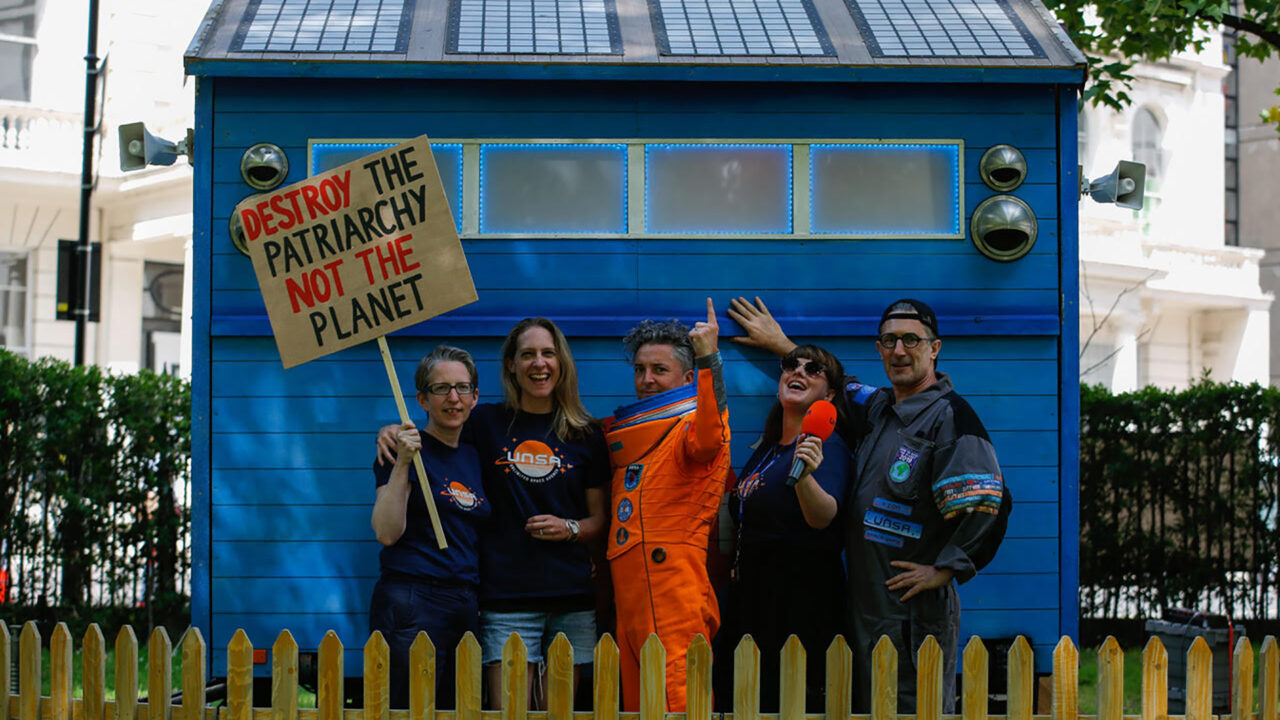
[371,345,490,711]
[377,319,609,709]
[715,345,857,713]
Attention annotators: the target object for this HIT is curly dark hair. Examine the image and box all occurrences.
[622,319,694,372]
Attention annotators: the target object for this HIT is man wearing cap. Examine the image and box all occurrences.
[728,296,1007,713]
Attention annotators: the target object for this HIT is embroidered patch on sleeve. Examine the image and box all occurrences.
[932,472,1003,519]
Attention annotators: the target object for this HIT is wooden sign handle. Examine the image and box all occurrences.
[377,336,448,550]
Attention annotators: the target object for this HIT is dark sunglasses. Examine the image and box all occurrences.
[422,382,476,396]
[780,356,826,377]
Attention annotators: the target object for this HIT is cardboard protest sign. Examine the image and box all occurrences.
[234,136,476,368]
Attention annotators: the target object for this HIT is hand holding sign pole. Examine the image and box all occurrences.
[234,136,477,549]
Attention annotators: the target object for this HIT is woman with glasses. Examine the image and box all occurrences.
[378,319,609,709]
[714,344,859,713]
[371,345,490,711]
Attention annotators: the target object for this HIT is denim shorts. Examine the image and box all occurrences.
[479,609,596,664]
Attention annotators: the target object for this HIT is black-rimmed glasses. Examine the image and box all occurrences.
[422,382,475,396]
[877,333,933,349]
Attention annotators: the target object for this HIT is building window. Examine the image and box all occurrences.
[143,262,183,375]
[810,143,960,236]
[0,252,29,356]
[1131,108,1165,188]
[0,0,37,102]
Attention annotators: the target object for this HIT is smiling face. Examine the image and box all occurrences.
[418,360,478,433]
[633,342,695,399]
[507,326,561,410]
[777,353,835,412]
[877,317,941,398]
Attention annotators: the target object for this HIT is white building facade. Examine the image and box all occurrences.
[1077,31,1272,392]
[0,0,204,375]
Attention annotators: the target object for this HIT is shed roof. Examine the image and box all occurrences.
[185,0,1085,82]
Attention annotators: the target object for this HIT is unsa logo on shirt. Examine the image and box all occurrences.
[440,480,483,510]
[497,439,566,483]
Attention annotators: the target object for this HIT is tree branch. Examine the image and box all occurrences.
[1218,12,1280,51]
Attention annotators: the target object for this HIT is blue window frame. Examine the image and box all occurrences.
[809,143,960,235]
[311,142,464,231]
[479,144,628,234]
[645,144,792,234]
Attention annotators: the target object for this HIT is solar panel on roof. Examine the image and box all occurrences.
[845,0,1044,58]
[232,0,414,53]
[446,0,622,54]
[648,0,834,56]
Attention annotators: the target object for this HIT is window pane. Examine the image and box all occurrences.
[480,144,626,233]
[645,144,791,234]
[810,144,960,235]
[0,39,34,102]
[312,142,464,231]
[1132,109,1164,182]
[0,254,28,351]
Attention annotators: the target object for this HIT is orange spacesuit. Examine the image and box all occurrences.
[605,354,731,712]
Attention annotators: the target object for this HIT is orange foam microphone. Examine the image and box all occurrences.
[786,399,838,486]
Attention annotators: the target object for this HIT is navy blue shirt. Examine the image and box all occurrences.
[374,431,490,585]
[465,403,609,609]
[732,433,852,552]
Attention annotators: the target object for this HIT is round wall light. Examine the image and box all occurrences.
[970,195,1037,262]
[240,143,289,191]
[979,145,1027,192]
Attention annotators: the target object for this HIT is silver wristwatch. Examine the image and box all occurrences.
[564,518,581,542]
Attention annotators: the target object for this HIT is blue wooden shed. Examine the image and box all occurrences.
[185,0,1085,682]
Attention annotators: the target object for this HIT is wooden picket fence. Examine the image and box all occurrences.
[3,622,1279,720]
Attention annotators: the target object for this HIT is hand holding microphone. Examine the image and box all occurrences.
[786,399,837,486]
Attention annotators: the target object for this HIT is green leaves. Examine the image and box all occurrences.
[0,349,191,615]
[1053,0,1280,128]
[1080,378,1280,618]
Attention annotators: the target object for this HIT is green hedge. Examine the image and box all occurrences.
[0,349,190,630]
[1080,379,1280,619]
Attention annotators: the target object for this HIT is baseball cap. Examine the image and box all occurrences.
[879,298,940,338]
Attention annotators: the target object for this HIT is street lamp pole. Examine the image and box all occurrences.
[74,0,101,366]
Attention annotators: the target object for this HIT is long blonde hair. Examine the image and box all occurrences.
[500,318,595,442]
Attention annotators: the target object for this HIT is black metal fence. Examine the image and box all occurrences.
[1080,380,1280,620]
[0,350,191,627]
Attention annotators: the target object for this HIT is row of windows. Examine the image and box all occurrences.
[310,140,962,238]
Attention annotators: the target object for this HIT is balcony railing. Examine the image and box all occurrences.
[0,102,84,173]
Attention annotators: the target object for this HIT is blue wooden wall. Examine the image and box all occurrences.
[195,76,1074,675]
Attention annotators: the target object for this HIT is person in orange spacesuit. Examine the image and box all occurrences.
[604,298,732,712]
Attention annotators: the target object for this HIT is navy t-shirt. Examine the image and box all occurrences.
[373,431,490,585]
[465,403,610,610]
[732,433,852,551]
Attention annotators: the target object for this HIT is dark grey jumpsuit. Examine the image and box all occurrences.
[845,372,1005,713]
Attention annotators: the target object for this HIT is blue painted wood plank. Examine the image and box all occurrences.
[631,253,1059,291]
[214,540,381,577]
[212,78,1057,116]
[961,573,1058,610]
[207,357,1056,401]
[211,288,1063,322]
[215,577,377,614]
[213,110,1060,150]
[212,334,1060,363]
[192,77,216,647]
[1057,84,1082,644]
[209,499,1056,541]
[212,393,1056,435]
[210,461,1057,507]
[211,649,376,679]
[207,356,1049,399]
